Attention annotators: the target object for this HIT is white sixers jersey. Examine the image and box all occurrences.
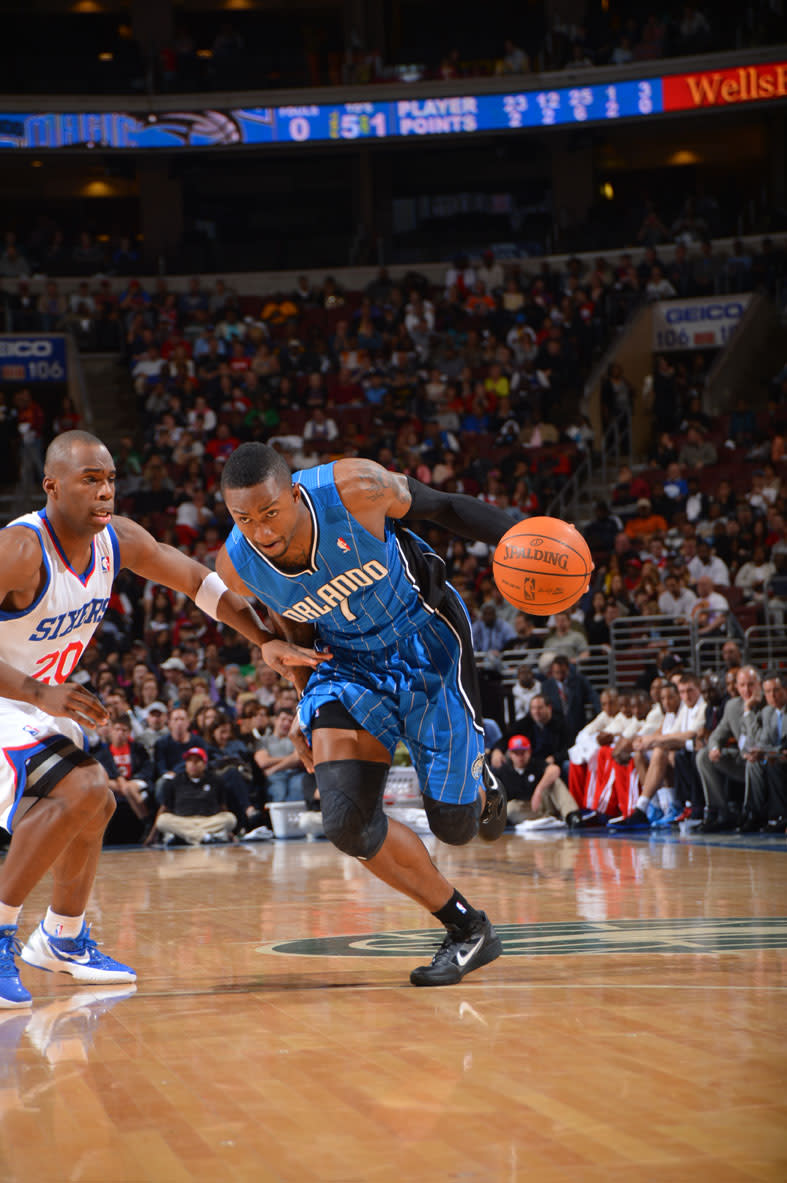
[0,509,118,687]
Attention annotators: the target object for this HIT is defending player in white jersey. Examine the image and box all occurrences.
[0,431,325,1008]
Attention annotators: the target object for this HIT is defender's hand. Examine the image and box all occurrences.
[30,681,109,729]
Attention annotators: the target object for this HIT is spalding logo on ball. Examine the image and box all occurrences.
[493,516,593,616]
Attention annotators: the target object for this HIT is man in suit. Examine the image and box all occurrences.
[493,695,570,771]
[740,671,787,832]
[696,666,762,832]
[541,656,601,744]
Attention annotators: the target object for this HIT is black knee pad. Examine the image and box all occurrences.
[316,760,389,860]
[423,795,482,846]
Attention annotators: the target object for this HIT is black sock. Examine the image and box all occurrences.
[433,889,481,934]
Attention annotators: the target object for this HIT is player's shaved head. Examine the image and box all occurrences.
[45,430,110,475]
[221,442,291,491]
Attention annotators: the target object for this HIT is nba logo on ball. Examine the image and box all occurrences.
[493,517,593,616]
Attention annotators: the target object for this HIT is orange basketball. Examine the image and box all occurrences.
[493,516,593,616]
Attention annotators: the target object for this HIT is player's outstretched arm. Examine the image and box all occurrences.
[113,519,330,679]
[334,458,513,545]
[0,527,108,727]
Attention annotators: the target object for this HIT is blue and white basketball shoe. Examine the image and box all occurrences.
[0,927,32,1008]
[20,922,136,984]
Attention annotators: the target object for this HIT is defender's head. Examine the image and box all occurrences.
[43,430,115,535]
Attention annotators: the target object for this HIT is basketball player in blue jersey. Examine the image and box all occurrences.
[217,442,515,986]
[0,431,326,1008]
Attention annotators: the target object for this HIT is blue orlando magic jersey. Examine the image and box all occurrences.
[224,462,453,653]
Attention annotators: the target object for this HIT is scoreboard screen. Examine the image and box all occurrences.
[0,60,784,151]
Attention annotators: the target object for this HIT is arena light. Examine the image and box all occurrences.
[600,181,614,200]
[98,53,114,63]
[668,148,701,165]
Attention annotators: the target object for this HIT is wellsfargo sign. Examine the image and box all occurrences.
[663,62,787,111]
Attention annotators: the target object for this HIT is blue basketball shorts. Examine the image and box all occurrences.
[297,613,485,806]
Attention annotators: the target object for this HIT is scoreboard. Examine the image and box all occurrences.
[0,60,784,151]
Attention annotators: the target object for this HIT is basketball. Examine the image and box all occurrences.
[492,516,593,616]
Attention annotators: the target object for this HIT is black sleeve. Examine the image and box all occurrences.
[404,477,514,547]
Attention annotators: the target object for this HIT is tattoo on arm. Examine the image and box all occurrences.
[357,469,395,503]
[356,467,411,513]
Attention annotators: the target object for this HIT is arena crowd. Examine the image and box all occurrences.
[0,234,786,846]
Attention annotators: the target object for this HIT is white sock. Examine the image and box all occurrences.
[0,901,22,928]
[657,787,674,812]
[43,908,85,940]
[636,794,650,813]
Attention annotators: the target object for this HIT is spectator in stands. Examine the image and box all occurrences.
[153,706,197,797]
[497,735,581,829]
[625,497,668,543]
[136,701,169,758]
[740,671,787,832]
[495,694,570,770]
[691,575,730,635]
[644,265,676,302]
[510,612,543,653]
[477,250,505,294]
[498,39,530,74]
[511,664,541,718]
[658,572,697,621]
[542,613,590,664]
[691,239,722,297]
[471,600,517,654]
[688,540,730,586]
[584,501,623,555]
[735,545,775,605]
[610,675,706,828]
[679,425,718,470]
[0,243,31,278]
[253,709,306,802]
[147,747,237,847]
[541,656,601,744]
[15,388,45,493]
[303,407,339,443]
[696,665,763,831]
[679,5,711,53]
[600,363,632,429]
[611,463,651,516]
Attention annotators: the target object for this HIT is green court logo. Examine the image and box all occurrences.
[264,917,787,958]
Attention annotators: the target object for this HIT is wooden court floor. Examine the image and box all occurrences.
[1,830,786,1183]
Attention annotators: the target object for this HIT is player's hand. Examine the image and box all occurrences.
[288,715,314,774]
[29,681,109,728]
[709,747,721,763]
[260,639,332,679]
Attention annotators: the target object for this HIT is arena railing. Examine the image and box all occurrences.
[575,647,614,694]
[609,615,696,686]
[744,624,787,672]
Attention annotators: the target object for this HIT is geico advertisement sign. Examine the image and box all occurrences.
[0,339,58,357]
[663,301,747,324]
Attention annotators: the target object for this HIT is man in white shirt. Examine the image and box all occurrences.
[303,409,339,443]
[658,574,697,621]
[690,576,729,635]
[511,664,541,719]
[688,541,730,586]
[609,676,706,828]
